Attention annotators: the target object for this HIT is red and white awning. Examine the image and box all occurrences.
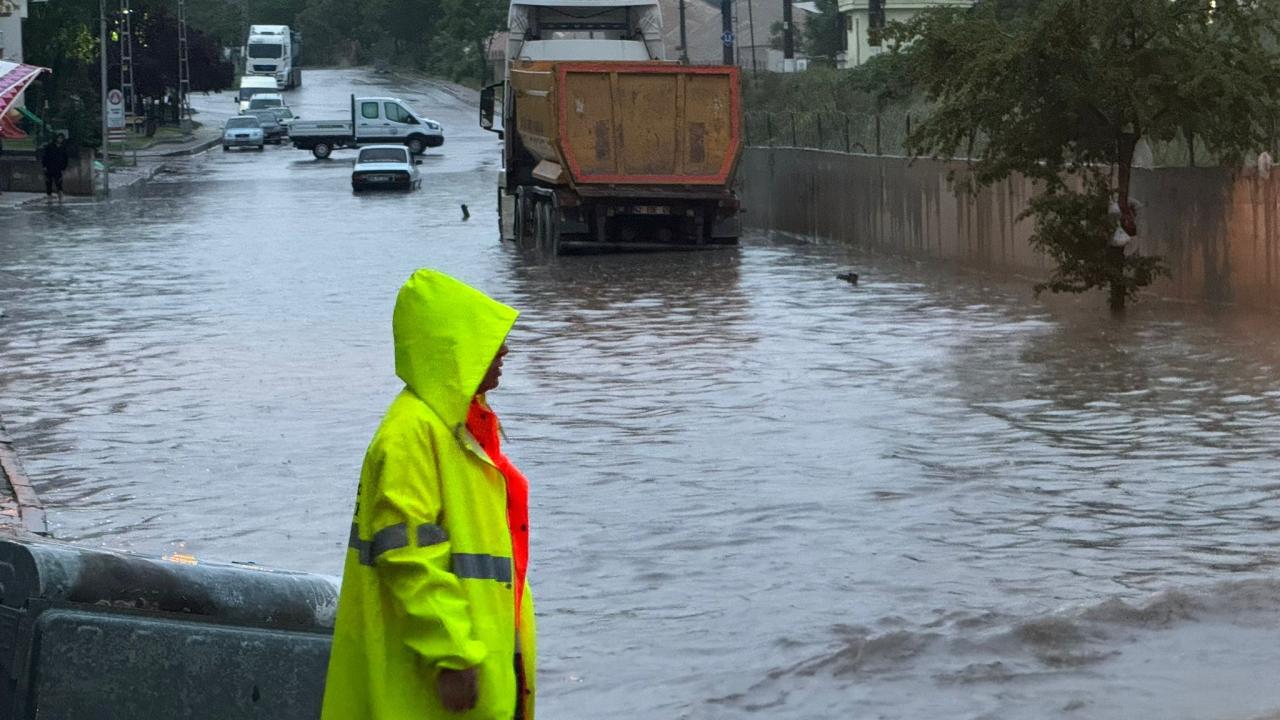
[0,61,49,137]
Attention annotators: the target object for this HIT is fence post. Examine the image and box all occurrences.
[844,114,851,153]
[816,114,824,149]
[766,113,774,147]
[875,113,882,156]
[790,113,797,147]
[1187,130,1196,167]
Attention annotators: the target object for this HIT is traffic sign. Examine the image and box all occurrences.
[722,31,735,46]
[107,89,125,130]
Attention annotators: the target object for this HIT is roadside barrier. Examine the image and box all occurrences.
[0,537,337,719]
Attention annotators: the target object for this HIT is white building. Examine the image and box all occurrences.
[0,0,26,62]
[838,0,971,68]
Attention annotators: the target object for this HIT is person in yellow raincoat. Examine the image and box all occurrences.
[322,269,536,719]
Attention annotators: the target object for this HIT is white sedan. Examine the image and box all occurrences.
[351,145,422,192]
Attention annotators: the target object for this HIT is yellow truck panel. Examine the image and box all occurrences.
[510,61,741,187]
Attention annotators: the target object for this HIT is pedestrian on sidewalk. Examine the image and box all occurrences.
[41,134,69,199]
[322,269,537,720]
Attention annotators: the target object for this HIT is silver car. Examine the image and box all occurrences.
[351,145,422,192]
[223,116,264,151]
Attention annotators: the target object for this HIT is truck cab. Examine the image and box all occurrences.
[505,0,665,63]
[245,24,302,90]
[290,95,444,159]
[353,97,440,144]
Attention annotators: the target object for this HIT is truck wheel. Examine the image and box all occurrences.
[312,142,332,160]
[513,191,530,245]
[533,200,546,250]
[543,202,560,255]
[405,136,426,155]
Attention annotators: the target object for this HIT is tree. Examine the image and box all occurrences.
[803,0,846,64]
[114,3,234,115]
[21,0,103,145]
[889,0,1280,310]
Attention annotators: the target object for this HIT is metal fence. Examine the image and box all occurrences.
[746,109,1236,168]
[744,109,917,156]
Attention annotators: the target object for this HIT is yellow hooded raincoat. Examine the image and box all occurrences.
[322,269,536,720]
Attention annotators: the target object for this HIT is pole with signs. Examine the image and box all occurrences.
[99,0,110,195]
[107,89,127,151]
[720,0,734,65]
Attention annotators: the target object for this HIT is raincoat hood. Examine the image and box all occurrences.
[393,270,518,429]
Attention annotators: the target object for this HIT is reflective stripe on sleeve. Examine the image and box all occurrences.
[452,553,513,582]
[350,522,449,566]
[417,523,448,546]
[349,522,409,566]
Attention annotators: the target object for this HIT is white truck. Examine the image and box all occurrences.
[245,24,302,90]
[290,95,444,159]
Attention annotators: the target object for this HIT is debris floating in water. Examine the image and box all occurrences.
[837,272,859,285]
[461,204,470,221]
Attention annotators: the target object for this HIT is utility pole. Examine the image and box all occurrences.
[783,0,794,60]
[119,0,135,116]
[746,0,757,75]
[99,0,110,195]
[177,0,191,130]
[678,0,689,63]
[721,0,734,65]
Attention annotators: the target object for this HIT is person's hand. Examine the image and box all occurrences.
[437,667,478,713]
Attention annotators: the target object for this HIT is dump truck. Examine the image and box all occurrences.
[480,0,743,254]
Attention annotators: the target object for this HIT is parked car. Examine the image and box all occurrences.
[223,116,265,151]
[266,106,297,132]
[240,109,286,144]
[351,145,421,192]
[247,93,286,111]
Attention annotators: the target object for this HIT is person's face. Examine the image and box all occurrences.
[476,343,509,396]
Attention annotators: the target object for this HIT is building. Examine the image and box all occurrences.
[660,0,813,70]
[838,0,970,67]
[0,0,26,63]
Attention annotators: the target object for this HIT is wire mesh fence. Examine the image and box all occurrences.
[744,109,917,156]
[746,109,1241,168]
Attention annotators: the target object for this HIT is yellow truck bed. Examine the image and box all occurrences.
[509,61,742,188]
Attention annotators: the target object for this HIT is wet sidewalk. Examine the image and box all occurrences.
[0,124,221,210]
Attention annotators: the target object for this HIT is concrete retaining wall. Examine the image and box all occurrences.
[740,148,1280,309]
[0,148,96,196]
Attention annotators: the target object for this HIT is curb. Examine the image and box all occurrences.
[159,135,222,157]
[129,134,221,159]
[0,419,47,537]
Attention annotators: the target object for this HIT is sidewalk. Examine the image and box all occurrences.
[0,418,47,536]
[0,123,222,210]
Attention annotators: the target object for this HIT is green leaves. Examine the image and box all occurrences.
[895,0,1280,306]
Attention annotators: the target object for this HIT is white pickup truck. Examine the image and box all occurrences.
[290,95,444,159]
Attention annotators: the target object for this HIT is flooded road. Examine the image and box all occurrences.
[3,68,1280,719]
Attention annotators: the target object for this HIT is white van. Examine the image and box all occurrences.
[237,76,278,111]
